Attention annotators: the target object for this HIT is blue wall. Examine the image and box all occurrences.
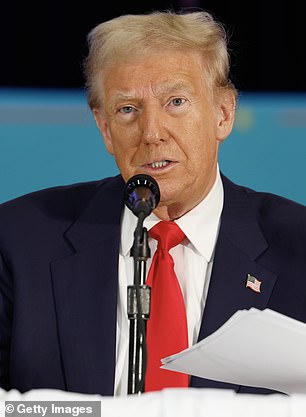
[1,88,306,205]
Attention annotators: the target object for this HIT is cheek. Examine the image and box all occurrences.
[111,150,134,183]
[108,135,139,179]
[185,138,219,178]
[111,142,133,167]
[180,121,218,162]
[111,134,140,163]
[108,122,140,148]
[192,115,220,154]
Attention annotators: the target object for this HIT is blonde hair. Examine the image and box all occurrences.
[83,10,237,109]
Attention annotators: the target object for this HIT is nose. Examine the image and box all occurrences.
[140,108,166,145]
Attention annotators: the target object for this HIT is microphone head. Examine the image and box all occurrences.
[125,174,160,217]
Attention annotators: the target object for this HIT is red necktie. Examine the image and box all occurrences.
[145,221,189,392]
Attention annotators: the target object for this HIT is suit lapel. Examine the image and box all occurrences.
[199,175,278,339]
[199,234,277,339]
[50,175,125,395]
[191,175,278,390]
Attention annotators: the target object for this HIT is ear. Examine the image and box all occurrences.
[93,109,114,155]
[215,90,236,142]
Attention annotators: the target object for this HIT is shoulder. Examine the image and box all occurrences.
[222,174,306,244]
[0,175,124,231]
[222,173,306,215]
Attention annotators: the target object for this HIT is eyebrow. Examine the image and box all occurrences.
[157,80,194,94]
[107,80,195,109]
[107,92,136,110]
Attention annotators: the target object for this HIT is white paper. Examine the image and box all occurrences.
[161,308,306,395]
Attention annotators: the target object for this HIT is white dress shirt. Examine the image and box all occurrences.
[114,168,224,395]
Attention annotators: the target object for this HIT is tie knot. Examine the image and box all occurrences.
[149,221,185,250]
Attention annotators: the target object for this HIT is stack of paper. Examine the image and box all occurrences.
[161,308,306,394]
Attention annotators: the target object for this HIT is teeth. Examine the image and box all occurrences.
[150,161,168,168]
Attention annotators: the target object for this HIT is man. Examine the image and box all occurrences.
[1,10,306,397]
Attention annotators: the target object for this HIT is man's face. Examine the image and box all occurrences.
[94,49,235,219]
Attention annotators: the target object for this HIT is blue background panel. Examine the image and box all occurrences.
[0,88,305,205]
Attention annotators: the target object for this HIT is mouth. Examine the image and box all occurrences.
[142,159,177,171]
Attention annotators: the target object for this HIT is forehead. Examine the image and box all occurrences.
[102,49,209,98]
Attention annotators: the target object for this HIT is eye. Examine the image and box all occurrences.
[170,97,186,107]
[119,106,135,114]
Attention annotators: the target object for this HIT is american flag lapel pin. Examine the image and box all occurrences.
[246,274,262,293]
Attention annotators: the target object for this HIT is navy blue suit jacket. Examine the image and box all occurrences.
[1,173,306,396]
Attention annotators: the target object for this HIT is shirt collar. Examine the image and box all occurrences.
[121,167,224,262]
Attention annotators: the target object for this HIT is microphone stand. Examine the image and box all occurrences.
[127,212,151,394]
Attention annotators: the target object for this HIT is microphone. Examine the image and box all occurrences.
[125,174,160,218]
[125,174,160,393]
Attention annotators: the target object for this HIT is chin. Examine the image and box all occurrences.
[158,187,182,206]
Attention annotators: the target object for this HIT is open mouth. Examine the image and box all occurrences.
[142,159,177,170]
[148,160,170,168]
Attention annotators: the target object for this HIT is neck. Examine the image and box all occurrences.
[153,194,208,221]
[153,170,218,221]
